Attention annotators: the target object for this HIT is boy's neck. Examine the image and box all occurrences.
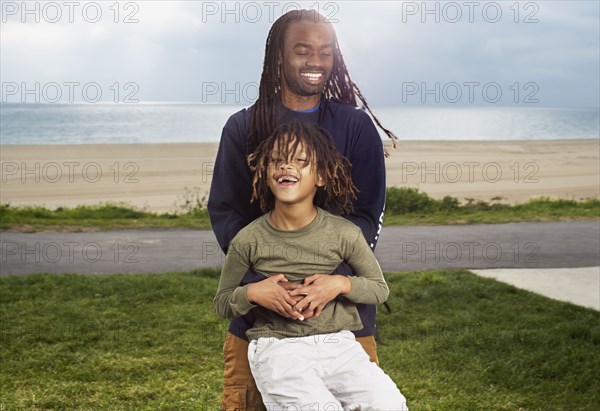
[268,202,318,231]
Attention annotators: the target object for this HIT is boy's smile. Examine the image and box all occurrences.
[267,142,324,208]
[274,173,299,186]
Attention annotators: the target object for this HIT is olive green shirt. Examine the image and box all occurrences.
[213,208,389,341]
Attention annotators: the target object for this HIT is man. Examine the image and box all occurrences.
[207,9,398,410]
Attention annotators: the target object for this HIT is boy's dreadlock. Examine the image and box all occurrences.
[248,121,357,215]
[248,8,398,154]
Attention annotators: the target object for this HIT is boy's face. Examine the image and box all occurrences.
[266,139,324,207]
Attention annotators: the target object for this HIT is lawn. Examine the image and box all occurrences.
[1,269,598,410]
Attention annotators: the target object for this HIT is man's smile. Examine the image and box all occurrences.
[300,71,324,84]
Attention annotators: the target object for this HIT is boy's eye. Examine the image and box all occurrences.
[296,158,306,163]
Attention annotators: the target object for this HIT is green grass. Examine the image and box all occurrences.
[1,188,598,232]
[0,203,211,232]
[1,269,598,410]
[383,188,600,225]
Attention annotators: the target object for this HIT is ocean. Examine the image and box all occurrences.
[0,103,598,145]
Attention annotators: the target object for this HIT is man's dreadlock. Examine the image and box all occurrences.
[248,121,357,215]
[247,8,398,154]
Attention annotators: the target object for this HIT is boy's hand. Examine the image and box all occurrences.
[247,274,305,321]
[279,280,305,303]
[288,274,351,319]
[279,279,303,292]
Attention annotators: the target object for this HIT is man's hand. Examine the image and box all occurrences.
[288,274,351,319]
[247,274,305,321]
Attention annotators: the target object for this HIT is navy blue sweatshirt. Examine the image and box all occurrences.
[207,100,386,339]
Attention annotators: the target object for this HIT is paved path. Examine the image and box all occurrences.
[2,221,598,310]
[375,221,599,271]
[472,267,599,311]
[2,221,598,275]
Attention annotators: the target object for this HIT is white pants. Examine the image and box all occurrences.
[248,330,408,411]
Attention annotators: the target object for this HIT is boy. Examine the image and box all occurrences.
[214,122,408,410]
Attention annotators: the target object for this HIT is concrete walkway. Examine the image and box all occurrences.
[472,267,600,311]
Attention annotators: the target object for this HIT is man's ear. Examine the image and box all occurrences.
[317,174,325,188]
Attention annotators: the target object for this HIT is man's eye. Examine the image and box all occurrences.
[321,52,332,57]
[296,158,306,162]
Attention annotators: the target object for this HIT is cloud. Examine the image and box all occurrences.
[1,1,598,107]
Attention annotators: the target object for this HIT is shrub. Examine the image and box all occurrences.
[386,188,461,214]
[386,187,437,214]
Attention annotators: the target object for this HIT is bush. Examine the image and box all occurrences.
[386,187,437,214]
[67,204,149,219]
[438,195,460,212]
[386,188,460,215]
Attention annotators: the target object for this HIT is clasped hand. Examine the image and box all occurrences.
[246,273,351,321]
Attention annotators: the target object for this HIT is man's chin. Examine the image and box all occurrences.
[296,88,324,99]
[287,83,324,98]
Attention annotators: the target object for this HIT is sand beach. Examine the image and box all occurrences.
[1,140,598,213]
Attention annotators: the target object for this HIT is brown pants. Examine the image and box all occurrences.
[221,331,379,411]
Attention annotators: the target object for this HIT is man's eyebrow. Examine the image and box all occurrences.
[293,42,334,50]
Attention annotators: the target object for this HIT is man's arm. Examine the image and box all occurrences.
[207,114,258,253]
[344,110,387,251]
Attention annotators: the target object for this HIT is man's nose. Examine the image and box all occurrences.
[306,52,323,68]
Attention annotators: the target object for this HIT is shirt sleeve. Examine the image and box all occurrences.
[344,110,386,251]
[207,113,257,253]
[213,239,258,319]
[343,228,389,304]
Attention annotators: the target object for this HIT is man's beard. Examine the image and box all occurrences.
[286,80,325,97]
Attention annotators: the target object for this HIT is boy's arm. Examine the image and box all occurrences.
[342,229,389,305]
[290,228,389,314]
[214,239,305,321]
[213,241,257,319]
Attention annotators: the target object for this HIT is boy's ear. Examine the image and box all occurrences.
[317,175,325,188]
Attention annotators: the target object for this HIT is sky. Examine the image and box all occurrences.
[1,0,599,108]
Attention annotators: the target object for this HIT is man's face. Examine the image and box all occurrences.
[280,20,334,99]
